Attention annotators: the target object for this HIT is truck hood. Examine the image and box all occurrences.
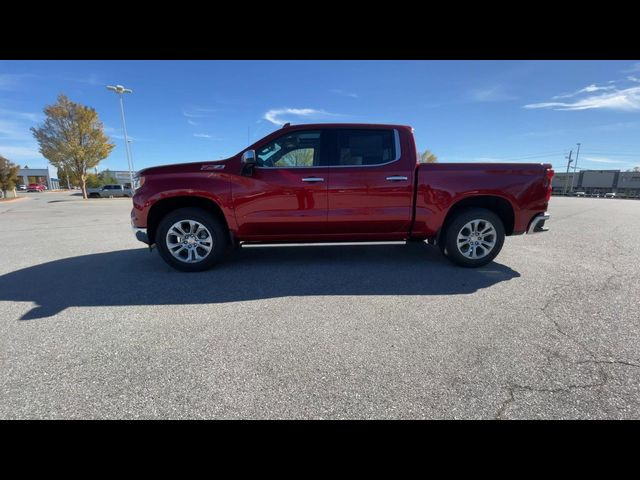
[138,158,232,176]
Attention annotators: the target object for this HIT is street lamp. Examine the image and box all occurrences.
[106,84,136,191]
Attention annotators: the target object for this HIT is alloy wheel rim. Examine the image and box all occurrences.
[456,219,497,260]
[166,219,214,263]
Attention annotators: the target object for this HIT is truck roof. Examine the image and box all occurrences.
[280,123,413,130]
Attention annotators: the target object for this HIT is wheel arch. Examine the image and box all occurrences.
[147,195,231,245]
[438,195,515,243]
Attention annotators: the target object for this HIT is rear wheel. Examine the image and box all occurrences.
[441,208,505,267]
[156,207,228,272]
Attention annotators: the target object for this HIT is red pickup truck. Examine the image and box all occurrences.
[131,123,553,271]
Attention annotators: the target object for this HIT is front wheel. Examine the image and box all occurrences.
[441,208,505,267]
[156,207,228,272]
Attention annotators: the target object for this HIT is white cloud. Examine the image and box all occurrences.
[524,86,640,111]
[623,62,640,73]
[0,108,41,123]
[627,76,640,83]
[187,119,198,126]
[104,126,141,141]
[0,106,45,163]
[263,108,339,126]
[470,85,517,102]
[65,74,102,86]
[0,109,42,142]
[552,84,616,99]
[112,134,140,141]
[519,129,568,138]
[582,156,630,165]
[591,122,640,132]
[0,73,35,91]
[193,133,222,140]
[330,89,359,98]
[182,107,218,118]
[0,119,32,141]
[0,145,44,161]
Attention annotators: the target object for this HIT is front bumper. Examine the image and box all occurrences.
[527,212,550,234]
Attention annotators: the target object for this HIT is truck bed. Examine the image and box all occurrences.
[412,162,552,237]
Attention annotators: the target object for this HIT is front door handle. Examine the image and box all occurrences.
[386,176,408,181]
[302,177,325,182]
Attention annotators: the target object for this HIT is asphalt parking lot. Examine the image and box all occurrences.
[1,191,638,419]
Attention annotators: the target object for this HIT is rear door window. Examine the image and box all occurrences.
[333,129,396,166]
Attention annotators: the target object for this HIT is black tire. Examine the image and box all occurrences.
[156,207,228,272]
[438,239,448,257]
[441,207,505,268]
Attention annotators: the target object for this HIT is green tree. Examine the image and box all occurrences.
[57,165,75,189]
[420,150,438,163]
[85,170,119,189]
[98,169,118,185]
[85,173,102,188]
[0,155,20,198]
[31,94,115,199]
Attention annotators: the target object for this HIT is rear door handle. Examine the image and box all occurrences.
[386,176,408,181]
[302,177,324,182]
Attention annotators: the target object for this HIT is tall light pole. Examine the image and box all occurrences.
[106,84,135,191]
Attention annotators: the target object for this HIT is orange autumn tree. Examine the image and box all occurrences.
[31,94,114,199]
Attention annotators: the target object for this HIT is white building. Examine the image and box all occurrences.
[17,167,59,190]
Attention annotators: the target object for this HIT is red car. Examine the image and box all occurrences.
[131,123,553,271]
[27,184,45,192]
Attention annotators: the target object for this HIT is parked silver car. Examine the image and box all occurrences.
[88,184,133,198]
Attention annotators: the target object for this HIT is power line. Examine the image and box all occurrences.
[469,152,564,161]
[580,151,640,157]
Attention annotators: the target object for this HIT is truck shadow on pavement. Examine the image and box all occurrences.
[0,242,520,320]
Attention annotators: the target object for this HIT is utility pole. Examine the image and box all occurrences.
[563,150,573,195]
[571,143,581,193]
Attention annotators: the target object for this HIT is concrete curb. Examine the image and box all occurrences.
[0,196,29,204]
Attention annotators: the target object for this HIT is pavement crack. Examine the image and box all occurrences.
[495,387,515,420]
[510,379,607,395]
[540,283,594,357]
[495,374,609,419]
[576,359,640,369]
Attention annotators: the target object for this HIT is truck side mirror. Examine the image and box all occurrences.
[241,150,256,165]
[241,149,257,176]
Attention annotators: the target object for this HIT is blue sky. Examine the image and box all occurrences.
[1,60,640,174]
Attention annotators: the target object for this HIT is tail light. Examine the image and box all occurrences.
[544,168,554,201]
